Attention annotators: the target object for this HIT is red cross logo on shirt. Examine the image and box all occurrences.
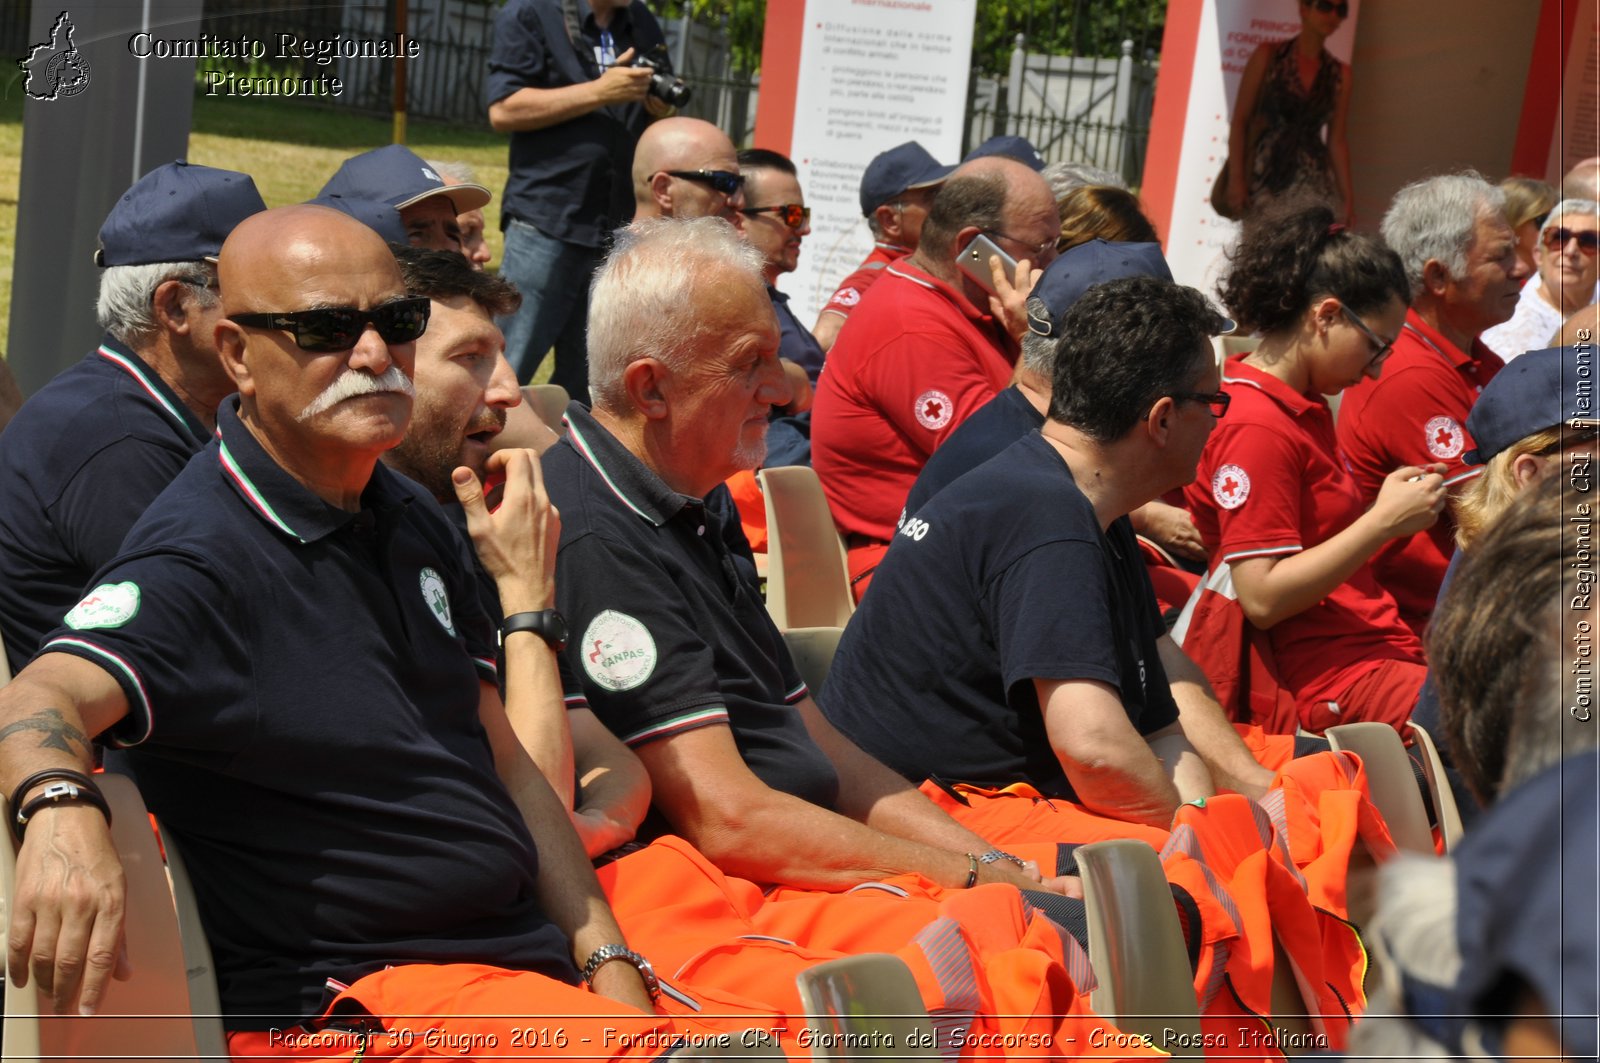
[914,388,954,430]
[1424,415,1465,460]
[1212,463,1251,509]
[923,398,943,420]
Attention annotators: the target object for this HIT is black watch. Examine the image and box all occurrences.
[500,609,568,651]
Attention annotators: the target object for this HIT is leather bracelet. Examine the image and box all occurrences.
[10,768,111,844]
[963,852,980,889]
[979,849,1027,869]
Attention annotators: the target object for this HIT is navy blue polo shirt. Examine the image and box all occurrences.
[43,399,572,1028]
[542,405,840,814]
[487,0,665,246]
[0,337,212,674]
[820,432,1179,798]
[901,385,1042,520]
[771,287,826,383]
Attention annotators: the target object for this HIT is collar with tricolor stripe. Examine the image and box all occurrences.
[562,404,699,528]
[95,337,210,444]
[212,397,410,544]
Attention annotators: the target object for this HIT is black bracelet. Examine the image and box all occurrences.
[963,852,980,889]
[10,768,111,844]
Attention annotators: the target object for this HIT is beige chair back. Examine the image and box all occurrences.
[1326,722,1435,853]
[795,953,937,1059]
[758,466,854,630]
[1405,723,1464,851]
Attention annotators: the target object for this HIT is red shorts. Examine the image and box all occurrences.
[1304,658,1425,733]
[845,539,889,602]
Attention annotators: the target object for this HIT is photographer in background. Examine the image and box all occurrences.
[487,0,678,402]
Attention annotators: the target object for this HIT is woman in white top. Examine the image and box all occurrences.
[1483,198,1599,361]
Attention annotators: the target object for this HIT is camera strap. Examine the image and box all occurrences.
[558,0,603,78]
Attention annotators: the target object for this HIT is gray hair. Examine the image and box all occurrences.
[587,217,767,411]
[1042,161,1125,201]
[95,260,217,347]
[1019,296,1058,376]
[424,159,478,184]
[1540,198,1600,240]
[1380,171,1506,292]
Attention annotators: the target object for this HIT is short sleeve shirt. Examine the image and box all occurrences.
[811,261,1018,542]
[1335,309,1503,633]
[42,400,571,1027]
[820,432,1179,798]
[486,0,666,245]
[0,338,211,674]
[542,405,839,813]
[770,286,827,382]
[1185,356,1424,710]
[819,244,910,321]
[901,386,1044,520]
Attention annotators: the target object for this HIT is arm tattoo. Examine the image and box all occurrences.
[0,709,90,756]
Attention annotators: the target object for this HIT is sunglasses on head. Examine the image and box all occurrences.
[1304,0,1350,16]
[739,203,811,230]
[1544,226,1600,257]
[229,297,431,353]
[663,169,745,195]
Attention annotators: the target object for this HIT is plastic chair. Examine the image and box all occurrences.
[781,627,845,695]
[758,466,854,630]
[1326,722,1435,854]
[156,823,228,1057]
[1406,723,1464,851]
[795,953,937,1059]
[1074,839,1202,1054]
[2,774,214,1062]
[525,384,570,434]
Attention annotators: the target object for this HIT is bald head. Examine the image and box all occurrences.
[915,154,1061,275]
[1564,157,1600,203]
[632,117,744,222]
[220,205,403,314]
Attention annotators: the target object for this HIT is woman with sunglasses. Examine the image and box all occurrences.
[1184,204,1442,733]
[1223,0,1354,222]
[1482,198,1600,362]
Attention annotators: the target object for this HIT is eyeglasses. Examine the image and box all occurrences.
[1543,226,1600,257]
[983,228,1057,262]
[740,204,811,230]
[663,169,745,195]
[229,297,431,353]
[1304,0,1349,16]
[1339,304,1395,367]
[1171,390,1231,418]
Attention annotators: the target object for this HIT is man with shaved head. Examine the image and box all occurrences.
[0,205,678,1056]
[631,115,746,223]
[811,155,1060,596]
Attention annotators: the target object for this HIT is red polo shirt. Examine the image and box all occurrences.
[1185,357,1424,716]
[811,260,1017,542]
[818,243,910,323]
[1334,309,1503,636]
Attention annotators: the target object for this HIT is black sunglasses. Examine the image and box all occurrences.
[1304,0,1350,16]
[1544,226,1600,257]
[1172,390,1231,418]
[740,203,811,230]
[229,297,431,353]
[663,169,745,195]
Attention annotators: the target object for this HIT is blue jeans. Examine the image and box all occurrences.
[497,217,601,401]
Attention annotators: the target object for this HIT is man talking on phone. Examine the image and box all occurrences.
[811,156,1059,598]
[487,0,674,401]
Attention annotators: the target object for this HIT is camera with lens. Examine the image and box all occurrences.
[627,45,691,108]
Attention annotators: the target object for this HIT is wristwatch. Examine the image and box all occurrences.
[500,609,568,651]
[580,944,660,1001]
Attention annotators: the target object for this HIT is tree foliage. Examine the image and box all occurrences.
[651,0,1166,77]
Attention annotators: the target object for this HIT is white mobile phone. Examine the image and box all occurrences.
[956,233,1018,295]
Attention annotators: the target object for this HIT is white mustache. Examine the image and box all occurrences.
[297,366,415,422]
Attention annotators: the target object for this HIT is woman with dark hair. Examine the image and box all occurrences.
[1223,0,1354,220]
[1184,204,1443,732]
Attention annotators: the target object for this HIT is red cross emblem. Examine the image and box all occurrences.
[1212,463,1251,510]
[1424,416,1464,460]
[914,389,954,430]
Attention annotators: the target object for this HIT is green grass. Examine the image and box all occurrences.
[0,92,523,366]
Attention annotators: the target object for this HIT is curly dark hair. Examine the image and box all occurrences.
[393,245,522,318]
[1047,276,1230,442]
[1218,201,1409,335]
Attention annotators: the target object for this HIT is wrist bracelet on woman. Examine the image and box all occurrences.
[978,849,1027,869]
[963,852,980,888]
[10,768,111,843]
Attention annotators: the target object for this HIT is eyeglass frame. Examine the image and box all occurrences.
[660,169,745,196]
[227,296,432,353]
[739,203,811,230]
[1170,390,1231,418]
[1338,303,1395,368]
[1542,225,1600,257]
[982,228,1057,263]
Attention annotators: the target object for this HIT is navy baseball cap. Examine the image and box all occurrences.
[305,194,409,246]
[964,134,1045,171]
[320,144,491,215]
[1026,239,1187,336]
[95,161,266,267]
[859,141,954,216]
[1463,346,1600,465]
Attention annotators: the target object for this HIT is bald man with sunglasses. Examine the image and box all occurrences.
[0,205,689,1057]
